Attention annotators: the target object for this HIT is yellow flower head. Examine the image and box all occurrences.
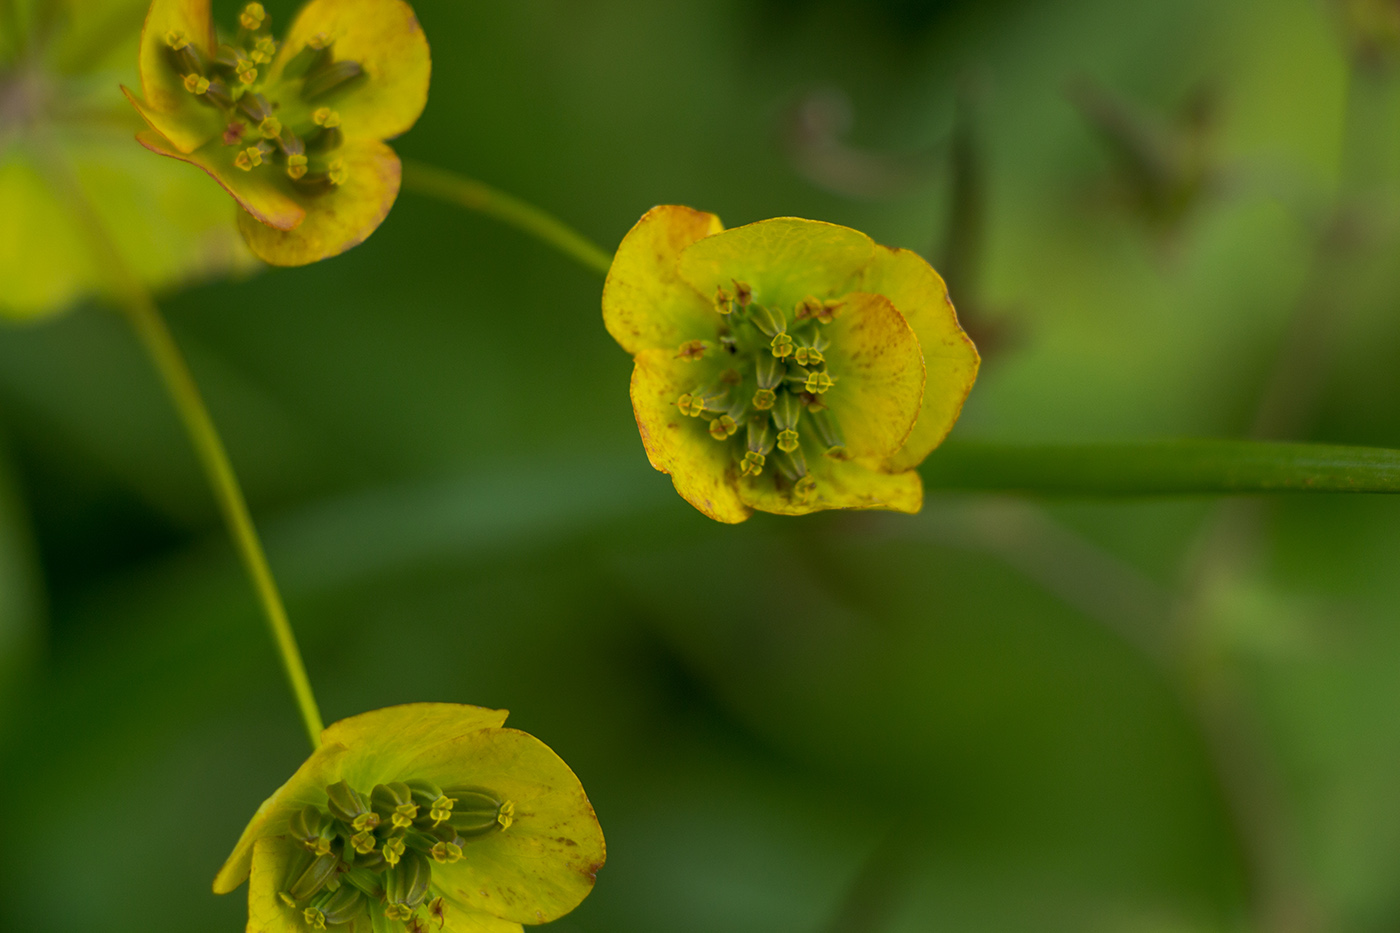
[602,207,980,522]
[214,704,605,932]
[122,0,432,266]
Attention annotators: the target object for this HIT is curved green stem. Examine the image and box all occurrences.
[43,148,324,750]
[922,439,1400,495]
[400,159,614,277]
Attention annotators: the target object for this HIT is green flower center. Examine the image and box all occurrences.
[281,779,514,932]
[164,3,366,189]
[677,285,848,501]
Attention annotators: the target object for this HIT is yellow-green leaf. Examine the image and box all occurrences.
[861,246,979,471]
[677,216,874,313]
[236,138,401,266]
[630,347,752,524]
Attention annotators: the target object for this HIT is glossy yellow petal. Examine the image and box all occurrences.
[602,204,724,354]
[213,743,350,894]
[630,347,751,523]
[137,128,305,231]
[403,728,606,926]
[739,455,923,516]
[434,893,525,933]
[862,247,980,471]
[323,702,509,790]
[274,0,431,141]
[130,0,223,153]
[246,837,305,933]
[676,217,874,313]
[237,138,401,266]
[820,292,925,462]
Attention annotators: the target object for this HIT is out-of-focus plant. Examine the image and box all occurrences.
[0,0,253,320]
[602,206,980,522]
[124,0,430,265]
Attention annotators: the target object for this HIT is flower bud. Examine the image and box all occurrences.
[386,849,433,910]
[372,782,420,829]
[325,781,371,824]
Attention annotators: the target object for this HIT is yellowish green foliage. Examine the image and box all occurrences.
[216,703,605,933]
[602,206,980,522]
[124,0,430,266]
[0,0,254,320]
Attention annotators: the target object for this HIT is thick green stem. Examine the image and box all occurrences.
[44,149,324,749]
[399,159,614,278]
[921,439,1400,495]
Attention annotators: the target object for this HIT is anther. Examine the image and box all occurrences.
[676,340,707,361]
[794,346,824,366]
[183,74,210,95]
[251,36,278,64]
[279,892,298,909]
[709,416,737,440]
[677,393,706,418]
[382,835,406,867]
[258,115,281,139]
[816,299,843,324]
[770,333,795,359]
[350,830,376,855]
[714,287,734,315]
[328,158,348,186]
[235,59,257,85]
[302,60,365,101]
[233,146,264,171]
[303,908,328,930]
[165,30,189,50]
[795,474,817,499]
[804,370,835,394]
[752,389,776,410]
[777,429,800,453]
[795,295,823,321]
[497,800,515,830]
[430,840,464,863]
[313,107,342,128]
[740,451,765,477]
[372,783,420,829]
[239,3,267,31]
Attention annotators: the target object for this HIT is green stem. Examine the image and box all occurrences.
[43,149,324,750]
[399,159,614,277]
[921,439,1400,495]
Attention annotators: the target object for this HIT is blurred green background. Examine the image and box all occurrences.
[5,0,1400,930]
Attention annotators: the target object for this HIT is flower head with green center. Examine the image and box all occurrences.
[602,206,980,522]
[215,704,605,932]
[122,0,430,266]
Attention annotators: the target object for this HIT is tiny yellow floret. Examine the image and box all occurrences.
[183,74,210,95]
[312,107,342,128]
[240,2,267,30]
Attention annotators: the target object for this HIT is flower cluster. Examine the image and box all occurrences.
[124,0,430,265]
[216,704,605,933]
[602,206,980,522]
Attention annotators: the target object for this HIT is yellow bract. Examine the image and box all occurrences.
[122,0,431,266]
[213,703,604,933]
[602,206,980,522]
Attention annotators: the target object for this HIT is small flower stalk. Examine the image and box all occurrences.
[216,704,605,932]
[123,0,431,265]
[602,206,979,522]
